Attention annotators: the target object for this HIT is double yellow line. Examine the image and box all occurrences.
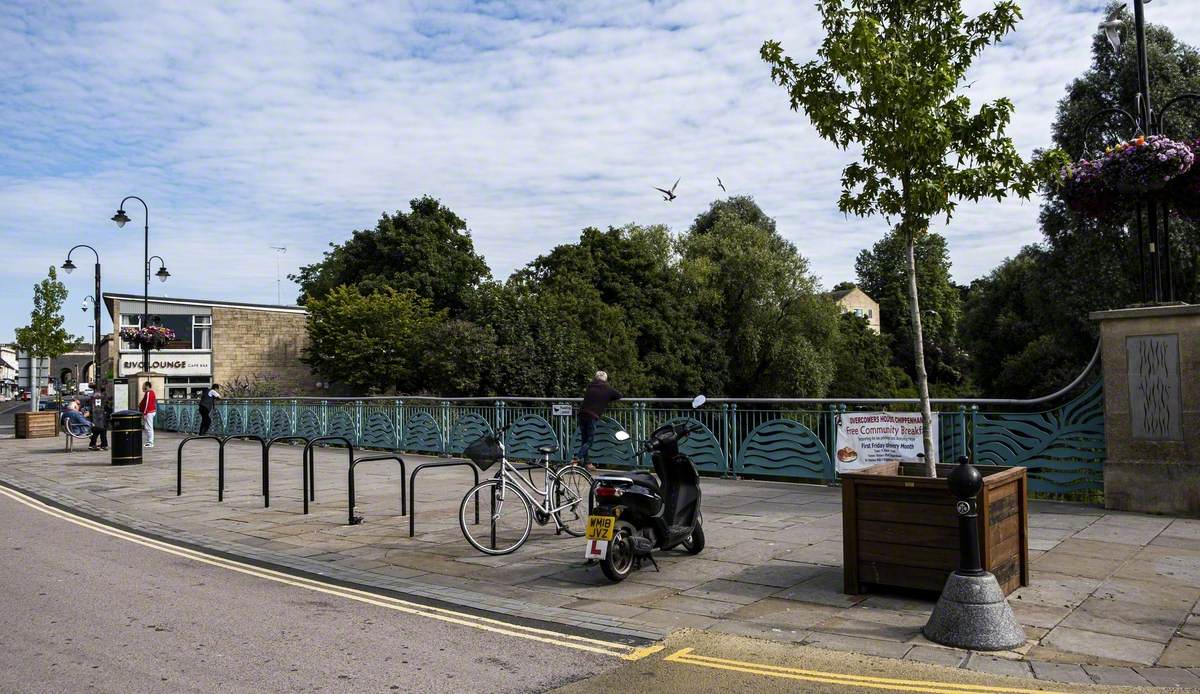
[664,649,1071,694]
[0,484,662,661]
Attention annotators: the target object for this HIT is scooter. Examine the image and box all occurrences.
[584,395,707,582]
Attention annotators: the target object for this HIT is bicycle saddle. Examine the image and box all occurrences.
[537,444,559,454]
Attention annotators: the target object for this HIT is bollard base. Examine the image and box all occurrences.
[923,571,1026,651]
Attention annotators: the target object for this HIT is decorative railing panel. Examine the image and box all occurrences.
[568,416,636,469]
[735,419,831,481]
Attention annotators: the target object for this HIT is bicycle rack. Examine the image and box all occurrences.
[302,436,355,515]
[265,436,312,512]
[347,454,407,525]
[218,435,269,507]
[408,459,480,537]
[176,435,223,499]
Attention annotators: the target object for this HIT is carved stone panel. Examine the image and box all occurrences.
[1126,334,1183,441]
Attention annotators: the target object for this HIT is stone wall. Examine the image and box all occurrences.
[211,307,318,395]
[1093,303,1200,517]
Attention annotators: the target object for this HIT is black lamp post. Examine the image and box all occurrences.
[111,196,170,374]
[62,245,102,388]
[1080,2,1200,304]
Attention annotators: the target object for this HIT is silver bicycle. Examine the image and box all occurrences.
[459,425,593,555]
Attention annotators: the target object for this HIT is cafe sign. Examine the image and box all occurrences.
[118,352,211,377]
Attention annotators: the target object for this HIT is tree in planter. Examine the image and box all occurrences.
[15,267,79,411]
[762,0,1063,475]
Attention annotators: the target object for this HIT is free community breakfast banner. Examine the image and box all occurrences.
[834,411,939,473]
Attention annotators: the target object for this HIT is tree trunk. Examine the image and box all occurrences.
[906,232,937,477]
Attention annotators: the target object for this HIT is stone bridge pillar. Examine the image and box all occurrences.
[1092,304,1200,517]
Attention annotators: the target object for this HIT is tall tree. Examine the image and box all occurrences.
[15,267,78,410]
[829,313,915,398]
[301,286,440,394]
[293,196,490,314]
[763,0,1060,474]
[962,5,1200,396]
[513,223,718,396]
[679,198,839,398]
[855,230,967,390]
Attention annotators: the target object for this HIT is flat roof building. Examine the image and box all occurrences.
[102,293,319,401]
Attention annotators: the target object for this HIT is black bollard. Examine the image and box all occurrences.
[923,456,1026,651]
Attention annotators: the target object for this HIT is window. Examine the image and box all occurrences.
[852,308,866,318]
[193,315,212,350]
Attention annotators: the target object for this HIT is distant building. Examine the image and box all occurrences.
[102,293,319,400]
[15,350,50,394]
[50,345,95,391]
[0,344,17,398]
[828,286,881,333]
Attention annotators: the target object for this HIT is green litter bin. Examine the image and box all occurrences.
[110,410,143,466]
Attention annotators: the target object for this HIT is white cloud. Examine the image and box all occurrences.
[3,0,1198,339]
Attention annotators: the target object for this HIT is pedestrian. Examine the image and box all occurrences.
[139,381,158,448]
[198,383,221,436]
[576,370,622,470]
[88,384,110,451]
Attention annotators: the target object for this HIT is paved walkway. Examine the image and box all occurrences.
[3,432,1200,689]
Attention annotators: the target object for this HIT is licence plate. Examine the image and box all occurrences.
[585,515,616,541]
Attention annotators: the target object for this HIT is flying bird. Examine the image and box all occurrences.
[655,178,680,201]
[717,177,726,192]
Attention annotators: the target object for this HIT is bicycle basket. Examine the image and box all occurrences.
[464,434,502,470]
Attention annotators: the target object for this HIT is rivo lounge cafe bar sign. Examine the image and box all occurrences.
[834,411,938,473]
[119,352,211,377]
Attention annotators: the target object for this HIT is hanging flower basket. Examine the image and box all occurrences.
[1107,135,1194,193]
[1168,138,1200,222]
[120,326,176,350]
[1059,158,1121,217]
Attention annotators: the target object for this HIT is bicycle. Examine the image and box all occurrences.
[459,423,593,555]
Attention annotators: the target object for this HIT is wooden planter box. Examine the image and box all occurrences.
[841,462,1028,596]
[15,411,60,439]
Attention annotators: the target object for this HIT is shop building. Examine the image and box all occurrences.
[102,293,318,401]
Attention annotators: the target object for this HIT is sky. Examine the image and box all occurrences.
[3,0,1199,342]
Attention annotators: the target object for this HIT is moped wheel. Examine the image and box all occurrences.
[552,465,593,537]
[682,513,705,555]
[460,479,532,556]
[600,521,637,582]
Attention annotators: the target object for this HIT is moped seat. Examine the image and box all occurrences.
[628,471,660,495]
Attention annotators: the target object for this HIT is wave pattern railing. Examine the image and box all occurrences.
[155,380,1106,493]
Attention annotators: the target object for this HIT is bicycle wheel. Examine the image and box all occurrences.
[552,465,593,537]
[460,479,532,555]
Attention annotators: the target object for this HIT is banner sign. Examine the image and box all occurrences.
[118,352,211,377]
[835,411,938,473]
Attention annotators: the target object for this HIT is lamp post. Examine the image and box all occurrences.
[111,197,170,374]
[1080,2,1200,304]
[62,245,102,389]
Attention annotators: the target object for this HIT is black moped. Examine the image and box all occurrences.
[585,395,707,582]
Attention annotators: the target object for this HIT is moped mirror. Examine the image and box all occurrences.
[613,430,631,442]
[691,394,707,409]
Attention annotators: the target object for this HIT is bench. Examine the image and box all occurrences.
[63,419,93,452]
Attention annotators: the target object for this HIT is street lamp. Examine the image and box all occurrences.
[63,245,102,389]
[1078,2,1198,304]
[111,196,168,374]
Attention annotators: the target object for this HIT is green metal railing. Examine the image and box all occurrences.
[157,360,1106,494]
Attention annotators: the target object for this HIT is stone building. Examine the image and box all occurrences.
[102,293,319,401]
[828,286,881,333]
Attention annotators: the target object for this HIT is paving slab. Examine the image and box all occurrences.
[1136,666,1200,688]
[903,644,969,668]
[1158,637,1200,668]
[1029,660,1094,684]
[1082,664,1152,686]
[1043,626,1167,666]
[964,653,1033,679]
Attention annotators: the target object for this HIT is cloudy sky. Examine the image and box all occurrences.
[3,0,1198,341]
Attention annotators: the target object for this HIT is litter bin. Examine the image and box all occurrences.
[110,410,144,466]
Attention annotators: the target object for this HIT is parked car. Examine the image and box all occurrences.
[19,390,31,401]
[38,401,66,413]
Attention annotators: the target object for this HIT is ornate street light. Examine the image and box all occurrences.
[63,245,102,389]
[111,196,169,374]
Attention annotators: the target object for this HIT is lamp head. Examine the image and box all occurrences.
[1100,17,1122,54]
[155,266,170,282]
[61,258,76,274]
[111,209,130,228]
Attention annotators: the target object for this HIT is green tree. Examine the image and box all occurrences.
[829,313,914,399]
[15,267,78,410]
[301,286,440,394]
[962,5,1200,395]
[417,320,501,397]
[854,230,967,389]
[513,224,718,396]
[293,196,490,314]
[762,0,1061,474]
[679,198,839,397]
